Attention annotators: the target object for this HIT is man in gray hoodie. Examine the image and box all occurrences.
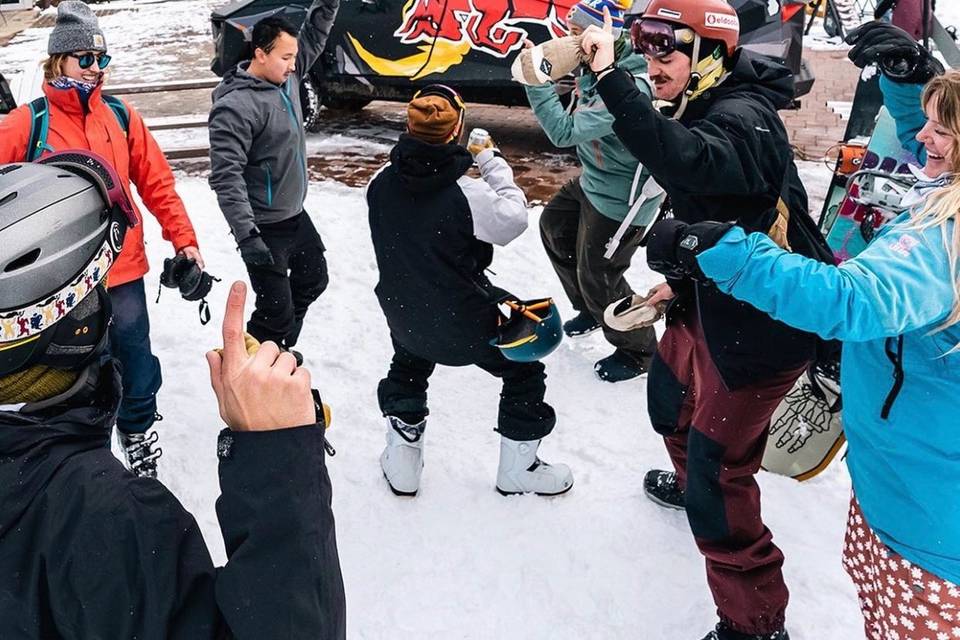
[208,0,338,359]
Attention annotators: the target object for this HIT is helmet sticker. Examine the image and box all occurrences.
[656,8,682,19]
[704,12,740,31]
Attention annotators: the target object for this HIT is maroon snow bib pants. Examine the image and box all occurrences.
[647,307,806,636]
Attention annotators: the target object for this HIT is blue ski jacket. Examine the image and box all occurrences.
[695,214,960,583]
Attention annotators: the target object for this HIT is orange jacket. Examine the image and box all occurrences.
[0,82,198,287]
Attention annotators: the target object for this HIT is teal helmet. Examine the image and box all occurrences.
[491,298,562,362]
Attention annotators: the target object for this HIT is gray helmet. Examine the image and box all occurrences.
[0,151,135,376]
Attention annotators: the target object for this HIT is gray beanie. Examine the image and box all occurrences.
[48,1,107,56]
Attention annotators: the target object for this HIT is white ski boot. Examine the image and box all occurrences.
[380,416,426,496]
[496,437,573,496]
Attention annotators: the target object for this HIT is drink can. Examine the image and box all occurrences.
[468,128,490,148]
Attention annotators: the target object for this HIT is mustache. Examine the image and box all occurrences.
[650,74,672,84]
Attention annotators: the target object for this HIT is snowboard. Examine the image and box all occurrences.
[765,76,917,482]
[821,106,919,262]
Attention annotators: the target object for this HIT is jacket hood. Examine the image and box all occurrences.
[212,61,282,101]
[0,360,119,538]
[389,134,474,193]
[719,50,795,111]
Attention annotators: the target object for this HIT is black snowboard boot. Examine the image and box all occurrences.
[594,348,647,382]
[563,310,601,337]
[643,469,685,510]
[701,622,789,640]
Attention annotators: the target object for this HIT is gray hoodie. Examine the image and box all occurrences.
[208,0,338,241]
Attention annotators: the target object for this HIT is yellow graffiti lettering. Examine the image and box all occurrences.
[348,33,471,80]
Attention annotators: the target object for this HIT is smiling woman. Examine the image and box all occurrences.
[652,60,960,640]
[0,0,203,478]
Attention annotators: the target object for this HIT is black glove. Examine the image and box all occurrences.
[846,21,944,84]
[645,219,734,281]
[238,234,274,267]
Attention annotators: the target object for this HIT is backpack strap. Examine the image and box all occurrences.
[101,94,130,135]
[25,95,130,163]
[26,97,50,162]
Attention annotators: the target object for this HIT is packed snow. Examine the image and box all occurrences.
[0,0,917,637]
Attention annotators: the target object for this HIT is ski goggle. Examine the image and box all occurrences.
[67,52,112,70]
[412,84,465,113]
[877,46,924,82]
[631,19,695,58]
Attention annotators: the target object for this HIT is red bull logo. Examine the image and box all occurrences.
[395,0,578,57]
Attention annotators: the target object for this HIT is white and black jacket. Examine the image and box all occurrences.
[366,135,528,365]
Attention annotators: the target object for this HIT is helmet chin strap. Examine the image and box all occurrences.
[654,34,730,121]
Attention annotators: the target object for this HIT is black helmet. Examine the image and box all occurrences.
[0,151,137,377]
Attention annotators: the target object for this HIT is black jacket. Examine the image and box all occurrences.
[0,360,346,639]
[597,51,828,388]
[367,135,529,365]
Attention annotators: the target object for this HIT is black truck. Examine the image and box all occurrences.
[210,0,813,129]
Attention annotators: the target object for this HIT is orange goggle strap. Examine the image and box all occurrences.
[501,299,552,324]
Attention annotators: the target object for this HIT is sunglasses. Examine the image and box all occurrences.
[67,52,112,70]
[630,19,694,58]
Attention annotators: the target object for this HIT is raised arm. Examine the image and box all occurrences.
[595,68,777,197]
[696,221,954,342]
[458,149,528,246]
[295,0,340,81]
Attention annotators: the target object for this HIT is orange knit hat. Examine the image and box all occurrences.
[406,85,465,144]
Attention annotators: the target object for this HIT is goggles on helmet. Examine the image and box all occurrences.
[631,19,695,59]
[877,46,926,83]
[0,151,138,348]
[412,84,465,113]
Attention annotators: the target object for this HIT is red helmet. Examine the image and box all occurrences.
[641,0,740,57]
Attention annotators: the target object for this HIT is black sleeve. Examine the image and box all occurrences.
[214,424,346,640]
[595,68,777,198]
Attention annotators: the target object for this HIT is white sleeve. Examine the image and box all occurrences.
[457,149,528,246]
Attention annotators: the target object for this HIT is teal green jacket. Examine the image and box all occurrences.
[525,42,662,225]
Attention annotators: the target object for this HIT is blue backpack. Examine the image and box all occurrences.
[25,94,129,162]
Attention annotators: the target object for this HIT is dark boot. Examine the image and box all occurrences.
[643,469,685,510]
[562,310,601,337]
[594,348,647,382]
[701,622,789,640]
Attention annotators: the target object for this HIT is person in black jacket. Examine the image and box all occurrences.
[366,85,574,497]
[580,3,831,639]
[0,155,345,639]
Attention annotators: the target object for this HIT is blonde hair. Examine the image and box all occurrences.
[41,54,69,82]
[913,70,960,339]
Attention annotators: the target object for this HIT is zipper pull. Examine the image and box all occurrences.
[322,434,336,457]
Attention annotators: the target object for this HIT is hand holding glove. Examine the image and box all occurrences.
[846,21,944,84]
[645,219,734,281]
[238,234,275,267]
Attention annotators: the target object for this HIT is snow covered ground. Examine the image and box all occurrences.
[0,0,903,637]
[130,165,860,640]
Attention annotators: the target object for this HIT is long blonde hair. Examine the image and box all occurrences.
[913,70,960,337]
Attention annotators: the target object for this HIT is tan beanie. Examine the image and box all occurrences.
[406,95,462,144]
